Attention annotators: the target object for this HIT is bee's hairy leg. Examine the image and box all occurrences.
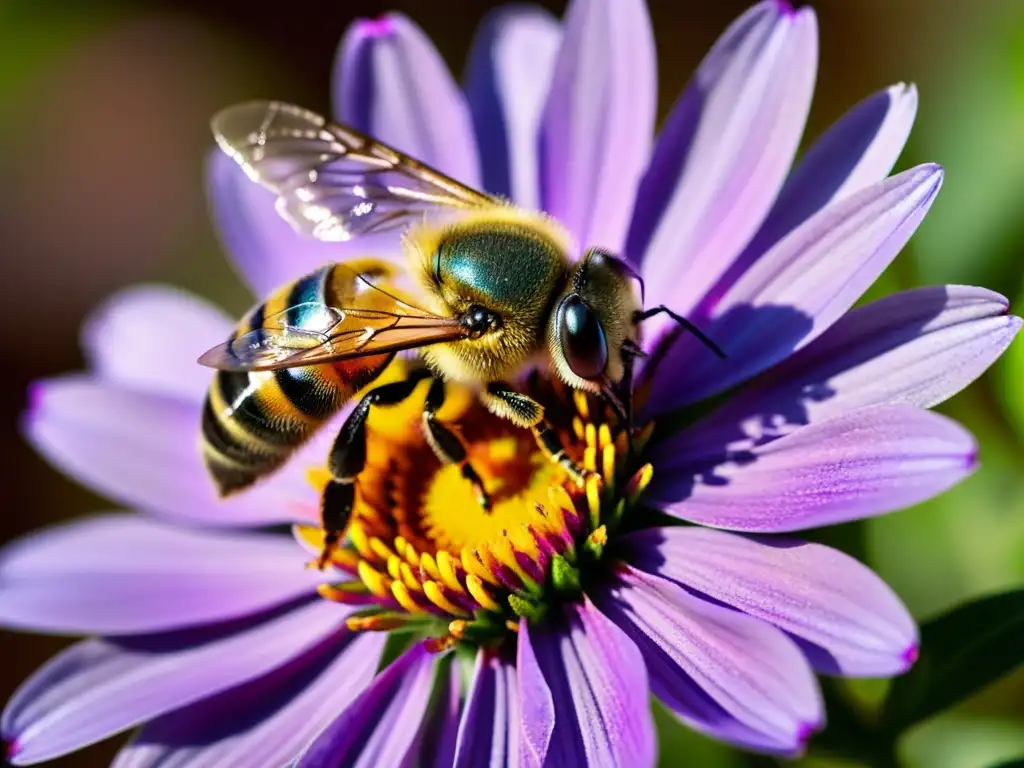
[484,381,592,487]
[315,368,433,569]
[422,378,492,512]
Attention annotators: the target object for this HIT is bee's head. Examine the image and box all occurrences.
[549,249,644,393]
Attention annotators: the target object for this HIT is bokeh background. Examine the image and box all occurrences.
[1,0,1023,765]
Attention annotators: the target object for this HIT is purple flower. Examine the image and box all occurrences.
[2,1,1020,765]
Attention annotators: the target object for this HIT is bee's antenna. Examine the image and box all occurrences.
[621,339,647,359]
[634,306,726,359]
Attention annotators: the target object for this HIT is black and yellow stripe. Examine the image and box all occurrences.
[201,265,391,495]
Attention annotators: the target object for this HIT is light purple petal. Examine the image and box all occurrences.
[455,649,519,768]
[516,619,553,767]
[206,152,398,299]
[650,404,977,533]
[667,285,1019,466]
[720,83,918,289]
[642,164,943,415]
[518,599,655,767]
[296,642,438,767]
[112,632,385,768]
[25,377,322,528]
[0,515,327,636]
[464,6,561,206]
[334,14,480,187]
[2,600,348,766]
[82,285,233,403]
[597,565,822,756]
[622,527,918,676]
[628,2,817,316]
[539,0,656,251]
[419,656,461,768]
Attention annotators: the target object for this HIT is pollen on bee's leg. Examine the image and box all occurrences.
[310,531,343,571]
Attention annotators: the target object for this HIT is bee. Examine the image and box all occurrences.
[200,101,724,567]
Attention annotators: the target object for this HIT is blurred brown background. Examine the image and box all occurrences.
[2,1,1023,766]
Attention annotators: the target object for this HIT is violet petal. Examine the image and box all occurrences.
[455,649,519,767]
[82,285,232,402]
[629,2,817,316]
[464,6,560,206]
[722,83,918,288]
[0,515,327,635]
[665,285,1019,466]
[516,619,554,767]
[418,656,462,768]
[334,13,480,187]
[622,527,918,676]
[642,164,943,415]
[598,565,822,756]
[24,376,326,527]
[111,632,385,768]
[650,404,977,533]
[520,599,655,766]
[296,642,438,767]
[2,601,348,766]
[539,0,656,251]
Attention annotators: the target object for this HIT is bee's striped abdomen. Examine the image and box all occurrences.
[201,265,390,496]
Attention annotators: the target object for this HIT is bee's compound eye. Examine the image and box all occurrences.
[558,295,608,380]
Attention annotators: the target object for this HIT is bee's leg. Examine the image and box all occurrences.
[484,381,592,487]
[316,369,432,569]
[421,378,492,511]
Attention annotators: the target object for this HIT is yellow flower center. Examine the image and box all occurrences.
[299,359,653,647]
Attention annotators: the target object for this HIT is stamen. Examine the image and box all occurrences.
[386,555,402,581]
[369,536,396,562]
[349,523,374,561]
[346,612,414,632]
[419,552,442,581]
[424,581,470,617]
[465,573,501,611]
[462,548,500,588]
[391,581,425,613]
[317,581,379,605]
[626,463,654,506]
[357,560,392,599]
[399,561,423,592]
[436,550,465,593]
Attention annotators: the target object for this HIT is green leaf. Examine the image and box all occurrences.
[987,759,1024,768]
[883,589,1024,734]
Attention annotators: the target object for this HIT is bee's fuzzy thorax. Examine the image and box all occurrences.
[403,205,576,384]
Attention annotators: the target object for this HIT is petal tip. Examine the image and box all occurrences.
[25,381,44,415]
[902,642,920,668]
[3,737,20,763]
[797,720,820,748]
[355,15,398,39]
[964,447,980,471]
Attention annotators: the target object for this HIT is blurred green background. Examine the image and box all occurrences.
[0,0,1022,766]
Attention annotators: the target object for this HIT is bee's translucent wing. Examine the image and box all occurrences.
[212,100,498,241]
[198,276,469,373]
